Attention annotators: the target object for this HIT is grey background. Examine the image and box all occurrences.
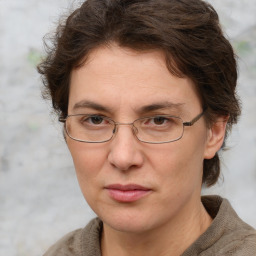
[0,0,255,255]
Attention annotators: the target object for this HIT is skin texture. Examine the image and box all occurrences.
[67,44,227,256]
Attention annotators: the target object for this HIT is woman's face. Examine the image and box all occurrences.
[67,44,215,233]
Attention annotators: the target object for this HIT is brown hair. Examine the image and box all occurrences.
[38,0,241,186]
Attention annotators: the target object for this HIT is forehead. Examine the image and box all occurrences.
[69,44,201,116]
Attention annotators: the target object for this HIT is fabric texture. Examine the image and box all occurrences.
[43,196,256,256]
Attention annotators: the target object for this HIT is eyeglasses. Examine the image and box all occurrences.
[59,110,205,144]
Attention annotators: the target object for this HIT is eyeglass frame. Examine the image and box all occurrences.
[59,109,206,144]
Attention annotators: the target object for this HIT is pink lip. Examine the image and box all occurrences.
[105,184,152,202]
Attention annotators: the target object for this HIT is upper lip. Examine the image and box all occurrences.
[105,184,151,191]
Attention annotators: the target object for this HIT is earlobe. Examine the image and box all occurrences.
[204,117,228,159]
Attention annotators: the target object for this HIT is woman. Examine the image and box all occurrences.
[38,0,256,255]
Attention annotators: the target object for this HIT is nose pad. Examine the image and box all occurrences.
[112,126,117,134]
[132,125,139,136]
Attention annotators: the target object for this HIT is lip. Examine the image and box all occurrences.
[105,184,152,202]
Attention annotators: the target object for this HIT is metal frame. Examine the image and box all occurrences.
[59,109,206,144]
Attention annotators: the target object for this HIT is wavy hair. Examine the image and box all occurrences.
[38,0,241,186]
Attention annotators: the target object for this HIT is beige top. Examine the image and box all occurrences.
[44,196,256,256]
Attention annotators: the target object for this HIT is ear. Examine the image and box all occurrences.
[204,116,228,159]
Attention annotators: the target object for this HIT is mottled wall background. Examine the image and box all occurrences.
[0,0,255,255]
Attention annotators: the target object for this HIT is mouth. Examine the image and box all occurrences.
[104,184,152,202]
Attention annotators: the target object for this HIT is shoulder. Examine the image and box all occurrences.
[183,196,256,256]
[203,196,256,255]
[215,206,256,256]
[43,218,103,256]
[207,228,256,256]
[43,229,83,256]
[220,231,256,256]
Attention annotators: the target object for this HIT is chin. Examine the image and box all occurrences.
[104,217,153,234]
[95,205,165,234]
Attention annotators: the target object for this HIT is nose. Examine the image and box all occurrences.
[107,125,144,171]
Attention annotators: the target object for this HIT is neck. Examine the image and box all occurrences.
[101,198,212,256]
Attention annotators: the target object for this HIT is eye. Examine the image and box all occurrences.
[152,116,167,125]
[88,116,104,125]
[81,115,108,125]
[140,116,172,127]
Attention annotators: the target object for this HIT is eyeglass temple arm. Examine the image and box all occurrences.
[59,117,66,123]
[183,109,206,127]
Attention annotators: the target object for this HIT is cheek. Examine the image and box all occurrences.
[67,141,111,210]
[149,137,205,191]
[67,140,107,183]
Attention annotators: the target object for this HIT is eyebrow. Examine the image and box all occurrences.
[72,100,184,114]
[73,100,185,115]
[72,100,113,112]
[137,102,185,115]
